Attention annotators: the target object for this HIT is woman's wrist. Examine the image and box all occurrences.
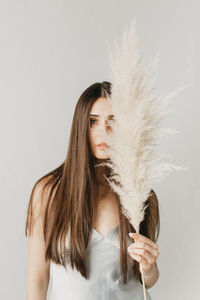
[142,262,159,288]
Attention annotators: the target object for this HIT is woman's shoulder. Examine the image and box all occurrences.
[26,174,58,235]
[32,175,55,210]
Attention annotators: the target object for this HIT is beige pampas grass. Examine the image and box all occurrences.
[101,19,187,299]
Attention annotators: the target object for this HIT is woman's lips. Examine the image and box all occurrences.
[96,142,108,146]
[96,143,108,150]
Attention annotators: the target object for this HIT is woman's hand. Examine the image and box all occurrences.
[127,232,159,275]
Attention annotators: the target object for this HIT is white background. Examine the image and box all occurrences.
[0,1,199,299]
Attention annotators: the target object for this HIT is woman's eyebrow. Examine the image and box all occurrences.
[90,114,114,118]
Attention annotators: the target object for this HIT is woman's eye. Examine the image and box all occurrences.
[107,118,114,126]
[90,118,97,124]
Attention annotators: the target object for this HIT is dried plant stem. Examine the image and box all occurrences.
[141,265,147,300]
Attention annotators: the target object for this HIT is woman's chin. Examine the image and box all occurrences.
[94,152,109,160]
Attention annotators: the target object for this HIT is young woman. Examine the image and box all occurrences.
[25,81,160,300]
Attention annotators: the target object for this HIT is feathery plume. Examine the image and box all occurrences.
[100,19,187,299]
[103,19,186,234]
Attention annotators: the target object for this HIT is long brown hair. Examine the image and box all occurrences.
[25,81,160,284]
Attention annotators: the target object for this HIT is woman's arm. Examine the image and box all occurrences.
[143,261,159,289]
[26,280,49,300]
[26,182,50,300]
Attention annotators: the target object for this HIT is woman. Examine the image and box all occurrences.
[25,81,160,299]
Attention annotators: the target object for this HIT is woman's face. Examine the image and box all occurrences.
[89,97,114,159]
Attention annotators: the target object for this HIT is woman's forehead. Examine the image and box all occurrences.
[90,97,113,117]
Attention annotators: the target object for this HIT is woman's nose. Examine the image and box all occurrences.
[99,119,111,132]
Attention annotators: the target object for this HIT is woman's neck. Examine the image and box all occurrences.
[94,158,111,194]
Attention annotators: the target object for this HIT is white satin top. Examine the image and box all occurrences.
[47,225,152,300]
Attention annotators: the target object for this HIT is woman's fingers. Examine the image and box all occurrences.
[129,232,158,250]
[128,241,159,259]
[129,247,156,264]
[128,233,160,273]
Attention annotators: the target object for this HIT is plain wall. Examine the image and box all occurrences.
[0,0,199,299]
